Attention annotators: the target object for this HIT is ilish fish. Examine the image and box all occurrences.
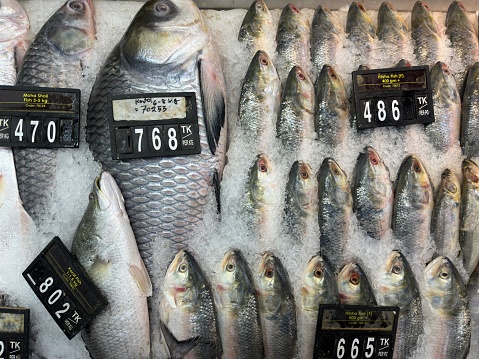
[310,5,342,80]
[238,50,280,145]
[337,262,377,306]
[214,250,263,359]
[275,3,310,81]
[467,266,479,358]
[256,251,297,359]
[379,251,423,359]
[317,158,352,270]
[377,2,408,64]
[238,0,274,54]
[86,0,227,291]
[314,64,348,147]
[283,160,318,241]
[425,61,460,152]
[71,172,152,359]
[276,66,314,153]
[160,249,221,359]
[423,256,470,359]
[14,0,95,225]
[346,2,376,63]
[352,146,393,240]
[411,1,440,67]
[392,155,434,261]
[460,159,479,281]
[461,62,479,157]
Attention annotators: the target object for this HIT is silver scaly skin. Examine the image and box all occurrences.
[467,266,479,358]
[411,1,440,67]
[377,2,408,64]
[461,62,479,157]
[14,0,95,225]
[337,261,377,306]
[238,0,274,54]
[346,2,376,62]
[423,256,471,359]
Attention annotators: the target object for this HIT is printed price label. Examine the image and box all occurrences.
[313,305,399,359]
[0,307,29,359]
[22,237,107,339]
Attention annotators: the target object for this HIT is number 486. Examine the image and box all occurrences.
[363,100,400,123]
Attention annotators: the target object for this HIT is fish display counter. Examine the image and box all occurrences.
[0,0,477,358]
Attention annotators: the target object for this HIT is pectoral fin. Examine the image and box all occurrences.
[129,262,152,297]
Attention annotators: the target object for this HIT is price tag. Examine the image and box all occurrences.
[108,92,201,160]
[313,304,400,359]
[0,307,29,359]
[22,237,107,339]
[352,66,434,129]
[0,86,80,148]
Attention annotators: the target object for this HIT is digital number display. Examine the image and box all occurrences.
[0,307,29,359]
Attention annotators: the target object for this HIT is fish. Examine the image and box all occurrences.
[467,266,479,358]
[460,159,479,281]
[310,5,342,80]
[377,2,408,65]
[346,2,376,62]
[275,3,310,81]
[314,64,349,147]
[337,261,377,306]
[276,66,314,153]
[378,251,423,359]
[13,0,95,225]
[461,62,479,157]
[160,249,221,359]
[71,171,152,359]
[214,249,263,359]
[238,0,274,54]
[317,158,353,270]
[283,160,318,241]
[411,1,440,67]
[425,61,461,152]
[256,251,297,359]
[392,155,434,261]
[423,256,470,359]
[395,59,412,67]
[238,50,281,145]
[352,146,393,240]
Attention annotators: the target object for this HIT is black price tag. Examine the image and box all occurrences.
[0,307,29,359]
[22,237,107,339]
[0,86,80,148]
[352,66,434,129]
[108,92,201,160]
[313,305,400,359]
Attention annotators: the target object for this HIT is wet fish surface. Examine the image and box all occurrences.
[238,0,274,54]
[377,2,408,65]
[461,62,479,157]
[467,266,479,358]
[337,261,377,306]
[346,2,376,64]
[411,1,440,67]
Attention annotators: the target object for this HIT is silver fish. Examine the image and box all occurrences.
[337,262,376,306]
[71,172,152,359]
[377,2,408,64]
[411,1,440,67]
[346,2,376,62]
[461,62,479,157]
[467,266,479,358]
[238,0,274,54]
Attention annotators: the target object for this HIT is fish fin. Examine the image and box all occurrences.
[14,38,30,72]
[213,169,221,214]
[160,320,200,359]
[198,57,225,155]
[129,262,153,297]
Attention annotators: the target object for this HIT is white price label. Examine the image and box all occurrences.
[112,96,187,122]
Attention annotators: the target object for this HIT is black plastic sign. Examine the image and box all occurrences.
[22,237,107,339]
[314,304,400,359]
[0,86,80,148]
[0,307,29,359]
[352,66,434,129]
[108,92,201,160]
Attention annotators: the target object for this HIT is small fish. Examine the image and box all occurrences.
[461,62,479,157]
[238,0,274,53]
[346,2,376,62]
[337,262,377,306]
[411,1,440,67]
[377,2,408,64]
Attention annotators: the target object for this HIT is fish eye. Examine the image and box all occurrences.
[332,168,340,176]
[440,271,449,279]
[156,3,171,14]
[300,170,309,180]
[265,268,274,278]
[369,155,379,165]
[314,268,323,278]
[392,265,402,274]
[413,164,422,173]
[226,263,235,272]
[260,56,269,66]
[471,174,479,183]
[69,1,84,11]
[297,70,305,81]
[290,4,300,13]
[178,263,187,273]
[349,273,360,285]
[258,159,268,172]
[256,3,264,11]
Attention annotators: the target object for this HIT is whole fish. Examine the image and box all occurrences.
[460,159,479,281]
[238,0,274,54]
[461,62,479,157]
[346,2,376,62]
[275,3,310,81]
[214,250,263,359]
[276,66,314,152]
[352,146,393,240]
[71,172,152,359]
[378,251,423,359]
[317,158,352,270]
[160,249,221,359]
[467,266,479,358]
[256,251,297,359]
[284,160,318,241]
[377,2,408,64]
[14,0,95,224]
[392,155,434,260]
[337,262,377,305]
[425,61,460,152]
[86,0,227,291]
[423,256,470,359]
[314,64,348,147]
[411,1,440,67]
[238,50,280,144]
[310,5,342,80]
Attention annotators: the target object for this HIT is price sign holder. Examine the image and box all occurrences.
[352,66,434,129]
[22,237,107,339]
[0,86,80,148]
[313,304,400,359]
[108,92,201,160]
[0,307,29,359]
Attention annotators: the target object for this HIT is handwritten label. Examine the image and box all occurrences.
[112,96,187,122]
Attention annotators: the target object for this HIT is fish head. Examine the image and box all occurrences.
[248,154,274,206]
[346,2,376,38]
[411,1,437,31]
[395,59,411,68]
[257,251,291,311]
[244,0,272,30]
[337,262,366,304]
[431,61,459,101]
[379,251,417,306]
[287,160,317,210]
[284,66,314,113]
[318,158,352,205]
[446,1,473,31]
[248,50,279,90]
[396,155,432,203]
[462,159,479,192]
[437,169,460,205]
[312,5,341,34]
[378,2,407,32]
[0,0,29,44]
[317,65,346,101]
[301,254,338,311]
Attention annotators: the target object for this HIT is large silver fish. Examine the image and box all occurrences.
[337,261,376,306]
[238,0,274,54]
[377,2,408,64]
[461,62,479,157]
[411,1,440,67]
[467,266,479,358]
[14,0,95,224]
[71,172,152,359]
[346,2,376,63]
[423,256,470,359]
